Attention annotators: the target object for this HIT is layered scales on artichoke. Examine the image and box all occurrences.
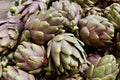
[0,0,120,80]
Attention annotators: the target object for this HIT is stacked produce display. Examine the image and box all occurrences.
[1,0,120,80]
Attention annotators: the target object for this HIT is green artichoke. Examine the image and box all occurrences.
[52,0,83,31]
[104,3,120,31]
[14,41,46,74]
[23,8,65,45]
[2,66,35,80]
[9,0,47,23]
[0,17,23,54]
[45,33,87,75]
[78,15,115,48]
[86,55,119,80]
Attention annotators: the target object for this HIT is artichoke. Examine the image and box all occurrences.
[86,55,119,80]
[9,0,47,23]
[78,15,115,48]
[104,3,120,31]
[0,17,23,54]
[52,0,83,31]
[14,41,46,74]
[45,33,87,75]
[2,66,35,80]
[23,8,65,45]
[0,0,120,80]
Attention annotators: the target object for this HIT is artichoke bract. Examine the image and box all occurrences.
[14,41,46,74]
[78,15,115,48]
[45,33,87,75]
[2,66,35,80]
[86,55,119,80]
[9,0,47,23]
[104,3,120,31]
[0,17,23,54]
[24,8,65,45]
[52,0,83,31]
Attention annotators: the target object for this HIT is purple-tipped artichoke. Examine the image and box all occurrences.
[9,0,47,23]
[14,41,46,74]
[52,0,83,31]
[86,55,119,80]
[45,33,87,75]
[78,15,115,48]
[22,8,65,45]
[2,66,35,80]
[0,17,23,54]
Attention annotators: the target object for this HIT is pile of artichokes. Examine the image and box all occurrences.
[1,0,120,80]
